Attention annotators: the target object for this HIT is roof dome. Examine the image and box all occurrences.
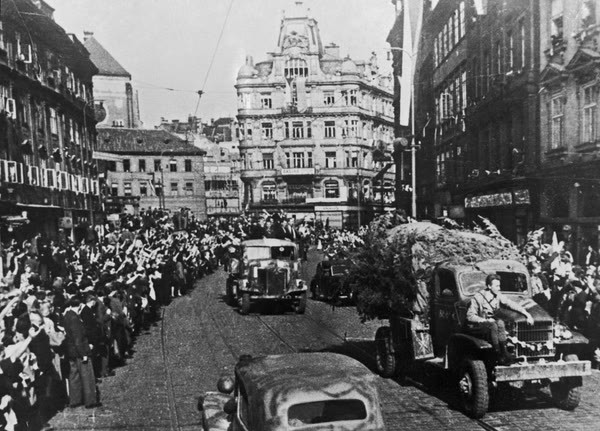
[237,64,257,79]
[341,57,359,75]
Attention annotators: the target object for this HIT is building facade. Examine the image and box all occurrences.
[236,2,395,229]
[0,0,101,241]
[83,32,142,129]
[390,0,541,244]
[95,128,206,217]
[538,0,599,261]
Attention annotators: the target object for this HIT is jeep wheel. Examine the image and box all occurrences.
[457,358,489,419]
[375,326,396,378]
[294,293,307,314]
[240,293,251,315]
[551,354,582,410]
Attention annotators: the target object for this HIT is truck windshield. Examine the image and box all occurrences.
[287,399,367,427]
[331,265,349,276]
[460,271,529,296]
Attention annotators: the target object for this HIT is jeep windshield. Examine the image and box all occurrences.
[287,399,367,427]
[460,271,529,296]
[244,246,296,261]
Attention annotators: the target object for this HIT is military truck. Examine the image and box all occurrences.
[225,238,307,315]
[374,258,591,418]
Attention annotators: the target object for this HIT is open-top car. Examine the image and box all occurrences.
[310,259,353,302]
[225,238,307,314]
[198,352,386,431]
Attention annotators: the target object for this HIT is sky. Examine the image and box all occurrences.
[49,0,397,128]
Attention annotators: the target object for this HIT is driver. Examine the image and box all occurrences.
[465,274,534,365]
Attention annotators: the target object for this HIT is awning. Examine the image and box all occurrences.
[16,203,62,209]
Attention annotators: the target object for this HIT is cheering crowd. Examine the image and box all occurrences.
[0,206,353,431]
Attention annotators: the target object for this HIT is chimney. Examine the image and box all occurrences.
[83,31,94,42]
[324,43,340,58]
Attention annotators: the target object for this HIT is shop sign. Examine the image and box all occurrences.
[280,167,315,176]
[465,192,512,208]
[513,189,531,205]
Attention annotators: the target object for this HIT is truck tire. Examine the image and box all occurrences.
[240,293,251,315]
[375,326,396,378]
[550,354,582,410]
[294,293,307,314]
[457,358,489,419]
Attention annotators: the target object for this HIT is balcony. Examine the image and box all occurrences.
[281,105,313,115]
[575,23,600,51]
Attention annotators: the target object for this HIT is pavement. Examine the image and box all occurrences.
[48,249,600,430]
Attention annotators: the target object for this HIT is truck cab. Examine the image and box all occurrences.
[375,259,591,419]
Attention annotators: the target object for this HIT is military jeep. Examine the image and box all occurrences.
[226,238,307,315]
[374,259,591,419]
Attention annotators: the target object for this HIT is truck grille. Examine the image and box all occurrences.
[514,321,554,357]
[257,268,287,296]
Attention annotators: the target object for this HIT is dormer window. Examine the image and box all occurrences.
[551,0,564,39]
[285,58,308,78]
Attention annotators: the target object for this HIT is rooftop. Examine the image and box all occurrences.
[96,128,205,155]
[83,33,131,78]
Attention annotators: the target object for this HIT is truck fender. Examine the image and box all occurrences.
[448,333,493,371]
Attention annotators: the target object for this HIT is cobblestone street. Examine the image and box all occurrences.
[49,252,600,430]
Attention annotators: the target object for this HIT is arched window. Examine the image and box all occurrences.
[324,180,339,198]
[285,58,309,78]
[261,181,276,202]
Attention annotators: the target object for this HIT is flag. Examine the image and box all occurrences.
[398,0,423,127]
[147,179,157,196]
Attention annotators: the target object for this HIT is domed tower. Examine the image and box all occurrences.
[276,1,323,57]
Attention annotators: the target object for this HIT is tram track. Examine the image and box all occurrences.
[159,307,182,431]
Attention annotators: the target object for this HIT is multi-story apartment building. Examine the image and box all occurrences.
[538,0,599,260]
[391,0,540,244]
[236,2,395,228]
[0,0,101,241]
[95,128,206,217]
[83,32,142,129]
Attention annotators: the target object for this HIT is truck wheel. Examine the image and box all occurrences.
[375,326,396,378]
[457,358,489,419]
[294,293,307,314]
[240,293,251,315]
[551,354,582,410]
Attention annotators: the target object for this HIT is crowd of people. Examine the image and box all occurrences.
[525,237,600,363]
[0,206,357,431]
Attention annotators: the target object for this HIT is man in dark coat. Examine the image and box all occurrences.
[63,297,98,408]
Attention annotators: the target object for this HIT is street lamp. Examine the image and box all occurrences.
[390,46,418,218]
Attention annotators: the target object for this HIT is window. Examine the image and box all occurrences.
[459,1,465,36]
[284,58,308,78]
[107,161,117,172]
[495,41,502,74]
[285,152,291,168]
[185,182,194,194]
[323,91,335,106]
[507,31,514,71]
[293,152,304,168]
[582,85,598,143]
[551,95,564,149]
[140,182,148,196]
[343,120,359,137]
[285,121,290,139]
[346,151,358,168]
[519,19,526,70]
[261,122,273,139]
[324,180,340,198]
[262,181,276,201]
[343,89,357,106]
[170,181,178,194]
[49,108,58,135]
[139,159,146,172]
[306,151,312,168]
[169,160,177,172]
[483,51,490,93]
[184,159,192,172]
[292,121,304,139]
[124,181,132,196]
[260,94,272,109]
[123,159,130,172]
[324,121,336,138]
[110,182,118,196]
[154,159,161,171]
[263,153,274,169]
[325,151,337,168]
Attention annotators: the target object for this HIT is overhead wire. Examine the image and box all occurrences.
[193,0,236,118]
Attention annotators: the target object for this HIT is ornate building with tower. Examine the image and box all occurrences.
[236,1,395,228]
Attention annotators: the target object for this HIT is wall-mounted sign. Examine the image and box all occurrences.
[465,189,530,209]
[280,167,315,176]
